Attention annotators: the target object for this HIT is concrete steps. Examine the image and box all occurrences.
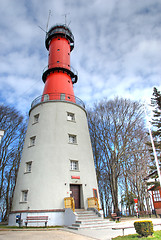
[68,209,110,230]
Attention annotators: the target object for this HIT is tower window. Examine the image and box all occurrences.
[57,49,60,51]
[70,160,79,171]
[57,61,60,63]
[21,190,28,202]
[67,112,75,122]
[60,93,65,100]
[25,162,32,173]
[33,114,39,124]
[69,134,77,144]
[43,94,49,102]
[29,136,36,147]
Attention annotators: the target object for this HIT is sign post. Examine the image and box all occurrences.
[134,199,138,218]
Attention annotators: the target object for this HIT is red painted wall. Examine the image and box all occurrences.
[43,72,74,96]
[48,37,70,70]
[43,36,74,97]
[152,187,161,209]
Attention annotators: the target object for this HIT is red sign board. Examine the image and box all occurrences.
[71,176,80,179]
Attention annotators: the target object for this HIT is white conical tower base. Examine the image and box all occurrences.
[9,100,100,226]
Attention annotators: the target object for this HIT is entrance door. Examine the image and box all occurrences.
[70,184,80,209]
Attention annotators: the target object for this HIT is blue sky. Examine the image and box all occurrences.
[0,0,161,114]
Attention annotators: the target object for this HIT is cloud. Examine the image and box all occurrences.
[0,0,161,114]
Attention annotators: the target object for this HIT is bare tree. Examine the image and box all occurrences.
[88,97,150,214]
[0,105,27,221]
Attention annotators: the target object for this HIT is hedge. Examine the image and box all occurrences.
[134,220,154,237]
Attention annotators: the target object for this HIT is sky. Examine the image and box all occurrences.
[0,0,161,115]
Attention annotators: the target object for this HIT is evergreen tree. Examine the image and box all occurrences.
[146,87,161,186]
[150,87,161,164]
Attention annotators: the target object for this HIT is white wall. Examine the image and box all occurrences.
[11,101,99,214]
[9,211,65,227]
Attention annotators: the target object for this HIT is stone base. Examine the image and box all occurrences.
[8,209,65,227]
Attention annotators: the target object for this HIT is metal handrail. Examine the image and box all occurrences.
[31,93,85,109]
[64,197,75,212]
[43,62,78,76]
[87,197,100,211]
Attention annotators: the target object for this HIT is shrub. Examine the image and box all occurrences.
[134,220,154,237]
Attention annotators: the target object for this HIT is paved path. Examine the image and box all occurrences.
[1,218,161,240]
[0,229,94,240]
[66,218,161,240]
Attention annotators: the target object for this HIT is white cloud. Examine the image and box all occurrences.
[0,0,161,114]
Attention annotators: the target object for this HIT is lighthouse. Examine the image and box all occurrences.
[9,24,100,226]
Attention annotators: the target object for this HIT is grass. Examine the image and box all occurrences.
[112,230,161,239]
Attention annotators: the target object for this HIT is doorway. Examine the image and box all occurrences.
[70,184,80,209]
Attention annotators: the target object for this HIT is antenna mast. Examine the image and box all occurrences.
[62,13,70,25]
[38,10,51,34]
[46,10,51,32]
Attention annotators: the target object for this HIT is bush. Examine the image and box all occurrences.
[134,220,154,237]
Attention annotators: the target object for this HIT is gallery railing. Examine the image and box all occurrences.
[31,93,85,109]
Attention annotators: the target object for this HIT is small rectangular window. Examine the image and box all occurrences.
[21,190,28,202]
[93,188,98,198]
[60,93,65,100]
[33,114,39,124]
[29,136,36,147]
[153,190,161,201]
[70,160,79,171]
[43,94,49,101]
[67,112,75,121]
[69,134,77,144]
[25,162,32,173]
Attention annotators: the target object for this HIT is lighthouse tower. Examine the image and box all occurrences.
[9,25,100,226]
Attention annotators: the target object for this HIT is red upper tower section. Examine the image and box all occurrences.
[42,25,78,102]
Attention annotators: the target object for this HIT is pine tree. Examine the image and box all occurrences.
[151,87,161,162]
[146,87,161,186]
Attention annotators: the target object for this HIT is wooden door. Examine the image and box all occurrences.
[70,184,80,209]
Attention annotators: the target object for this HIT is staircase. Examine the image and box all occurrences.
[68,209,110,230]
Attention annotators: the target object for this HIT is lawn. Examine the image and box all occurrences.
[112,230,161,239]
